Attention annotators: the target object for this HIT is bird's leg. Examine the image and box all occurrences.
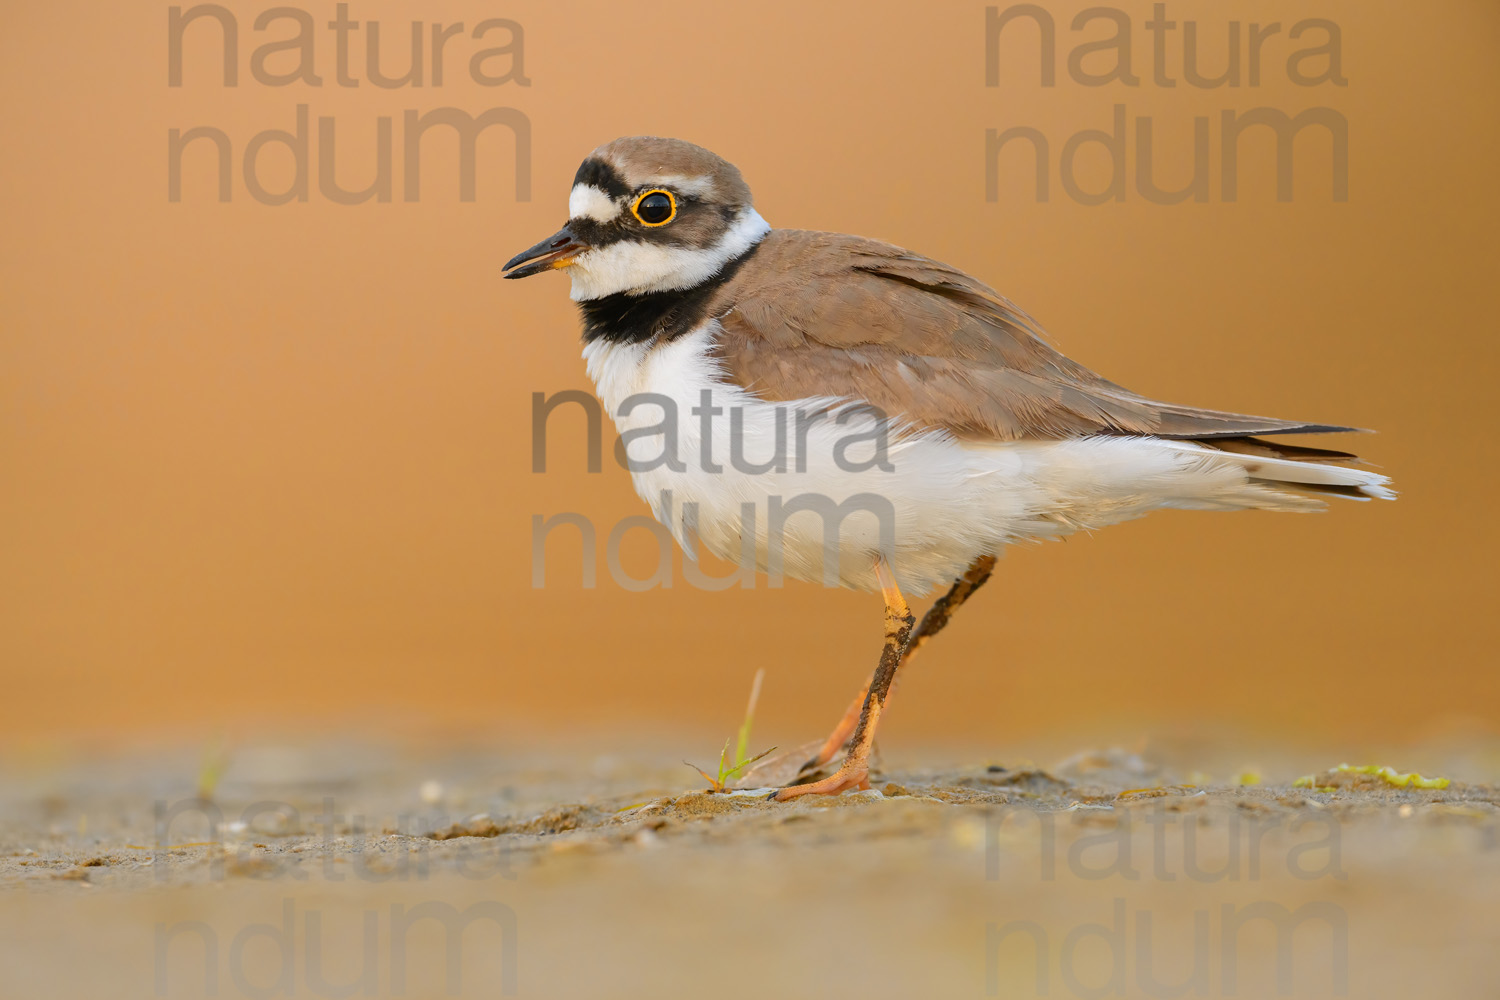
[774,558,915,800]
[803,683,871,775]
[799,555,997,775]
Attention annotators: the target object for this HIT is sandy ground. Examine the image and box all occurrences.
[2,734,1497,999]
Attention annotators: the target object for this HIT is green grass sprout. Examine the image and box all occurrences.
[685,669,775,791]
[732,668,765,774]
[196,732,231,801]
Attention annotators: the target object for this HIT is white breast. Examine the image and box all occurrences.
[582,324,1369,594]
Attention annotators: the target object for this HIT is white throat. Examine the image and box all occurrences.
[568,209,771,302]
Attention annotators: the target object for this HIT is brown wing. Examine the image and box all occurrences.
[708,230,1360,443]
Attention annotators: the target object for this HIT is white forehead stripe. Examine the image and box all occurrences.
[651,174,716,198]
[568,184,620,223]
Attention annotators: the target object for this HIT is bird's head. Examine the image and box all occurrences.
[503,136,769,300]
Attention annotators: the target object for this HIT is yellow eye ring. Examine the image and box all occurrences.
[631,189,677,227]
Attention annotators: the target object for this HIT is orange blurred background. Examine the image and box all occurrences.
[3,1,1497,754]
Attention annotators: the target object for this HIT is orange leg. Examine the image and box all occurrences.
[806,683,870,772]
[775,558,916,800]
[800,555,997,775]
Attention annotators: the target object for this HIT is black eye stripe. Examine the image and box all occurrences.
[567,218,699,250]
[566,217,611,244]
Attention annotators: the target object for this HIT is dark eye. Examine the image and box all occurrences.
[632,190,676,226]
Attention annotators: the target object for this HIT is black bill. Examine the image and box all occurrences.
[503,225,587,279]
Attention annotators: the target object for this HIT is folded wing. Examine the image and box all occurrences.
[710,230,1361,447]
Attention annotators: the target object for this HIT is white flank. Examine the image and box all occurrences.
[584,325,1394,595]
[569,209,772,301]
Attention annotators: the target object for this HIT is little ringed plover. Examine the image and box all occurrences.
[503,136,1394,800]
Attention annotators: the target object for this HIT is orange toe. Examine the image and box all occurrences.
[772,764,871,801]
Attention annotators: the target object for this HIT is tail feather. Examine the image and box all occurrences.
[1248,478,1388,502]
[1165,440,1396,503]
[1203,434,1359,463]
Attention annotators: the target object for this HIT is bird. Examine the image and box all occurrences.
[503,135,1394,800]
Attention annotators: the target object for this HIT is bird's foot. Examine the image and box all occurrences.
[770,762,870,801]
[792,752,838,785]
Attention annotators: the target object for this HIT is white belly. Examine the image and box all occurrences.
[582,324,1312,595]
